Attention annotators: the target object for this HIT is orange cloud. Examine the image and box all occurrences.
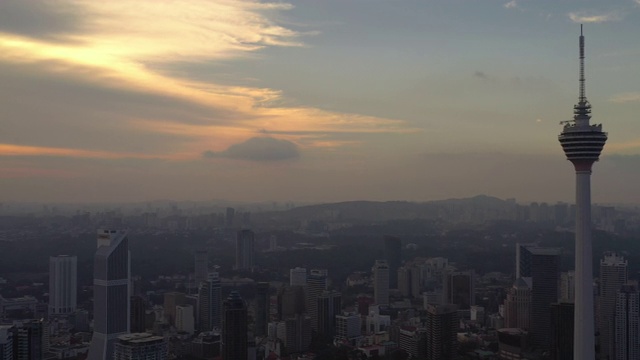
[0,143,183,160]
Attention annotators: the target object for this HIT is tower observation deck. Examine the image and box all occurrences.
[559,25,607,172]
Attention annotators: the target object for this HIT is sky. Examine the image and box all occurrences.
[1,0,640,204]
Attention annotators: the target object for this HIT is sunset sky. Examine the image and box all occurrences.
[1,0,640,204]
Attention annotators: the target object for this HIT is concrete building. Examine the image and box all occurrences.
[289,267,307,287]
[0,325,13,360]
[88,229,130,360]
[398,326,427,359]
[503,278,531,330]
[599,252,627,360]
[48,255,77,316]
[558,26,608,360]
[614,284,638,360]
[550,302,574,360]
[113,333,167,360]
[560,271,576,303]
[254,282,270,337]
[443,270,474,310]
[175,305,195,335]
[163,292,185,326]
[372,260,390,306]
[335,313,362,344]
[305,272,327,330]
[283,314,312,355]
[317,291,341,339]
[198,272,221,332]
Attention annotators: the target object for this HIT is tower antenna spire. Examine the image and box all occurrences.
[579,24,586,103]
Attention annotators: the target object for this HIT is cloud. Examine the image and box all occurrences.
[609,92,640,103]
[0,143,175,160]
[203,137,300,161]
[568,10,622,23]
[504,1,518,9]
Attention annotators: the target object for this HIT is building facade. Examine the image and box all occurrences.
[113,333,168,360]
[373,260,390,306]
[235,230,254,270]
[48,255,77,316]
[221,291,247,360]
[599,252,628,360]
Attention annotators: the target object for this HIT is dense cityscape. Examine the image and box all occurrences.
[1,1,640,360]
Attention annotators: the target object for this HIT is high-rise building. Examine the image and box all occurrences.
[503,277,532,330]
[399,327,427,359]
[113,333,168,360]
[515,244,561,348]
[425,304,458,360]
[383,235,402,289]
[175,305,195,335]
[48,255,77,317]
[550,302,574,360]
[163,292,186,326]
[194,249,209,286]
[235,230,254,270]
[306,272,327,330]
[289,267,307,287]
[11,320,43,360]
[283,314,312,355]
[88,229,130,360]
[317,291,341,339]
[278,286,305,320]
[599,252,628,359]
[614,283,639,360]
[372,260,390,306]
[335,313,362,343]
[0,325,13,360]
[560,271,576,303]
[221,291,248,360]
[130,296,146,333]
[443,270,474,310]
[254,282,270,337]
[558,25,608,360]
[398,266,412,298]
[198,272,221,332]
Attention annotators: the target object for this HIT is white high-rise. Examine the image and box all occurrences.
[373,260,390,306]
[290,267,307,287]
[49,255,77,316]
[558,25,607,360]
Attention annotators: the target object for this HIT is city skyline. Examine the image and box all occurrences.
[1,1,640,204]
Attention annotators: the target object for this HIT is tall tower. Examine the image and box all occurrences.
[372,260,390,306]
[598,252,627,359]
[48,255,77,316]
[198,272,222,332]
[87,230,130,360]
[558,25,608,360]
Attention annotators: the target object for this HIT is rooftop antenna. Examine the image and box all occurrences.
[579,24,586,104]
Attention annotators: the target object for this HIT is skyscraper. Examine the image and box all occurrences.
[163,292,186,326]
[515,244,561,348]
[175,305,195,335]
[130,296,146,333]
[194,249,209,286]
[443,270,475,310]
[558,25,608,360]
[614,284,639,360]
[383,235,401,289]
[221,291,248,360]
[306,271,327,330]
[198,272,221,332]
[550,302,574,360]
[48,255,77,316]
[254,282,270,337]
[12,320,43,360]
[235,230,254,270]
[503,277,531,330]
[317,290,341,339]
[88,229,130,360]
[373,260,390,306]
[289,267,307,287]
[425,304,458,360]
[598,252,627,359]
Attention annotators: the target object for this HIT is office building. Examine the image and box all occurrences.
[599,252,627,359]
[198,272,221,332]
[88,229,130,360]
[317,291,341,339]
[372,260,390,306]
[289,267,307,287]
[221,291,248,360]
[163,292,185,326]
[194,249,209,286]
[443,270,474,310]
[335,313,362,344]
[254,282,270,337]
[283,314,312,355]
[130,296,146,333]
[48,255,77,316]
[503,278,531,330]
[558,26,608,360]
[113,333,168,360]
[306,272,327,330]
[175,305,195,335]
[398,326,427,359]
[516,244,561,348]
[278,286,305,321]
[10,320,43,360]
[425,304,458,360]
[0,325,13,360]
[550,302,574,360]
[615,284,639,360]
[383,235,402,289]
[560,271,576,302]
[235,229,254,270]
